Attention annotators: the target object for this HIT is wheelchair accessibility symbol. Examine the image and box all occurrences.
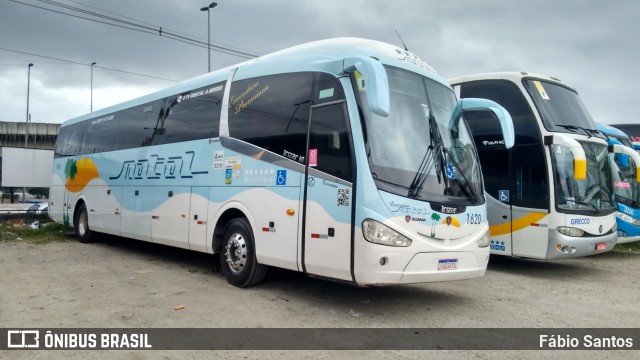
[499,189,509,203]
[446,164,456,179]
[276,170,287,186]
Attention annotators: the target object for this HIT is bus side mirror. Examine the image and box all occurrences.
[545,134,587,180]
[450,98,515,149]
[610,144,640,183]
[344,56,390,117]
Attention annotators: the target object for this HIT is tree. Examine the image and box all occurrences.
[430,213,441,238]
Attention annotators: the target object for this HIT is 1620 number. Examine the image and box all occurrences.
[467,213,482,225]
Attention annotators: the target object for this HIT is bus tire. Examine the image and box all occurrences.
[220,218,267,288]
[74,203,95,243]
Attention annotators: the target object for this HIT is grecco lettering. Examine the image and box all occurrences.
[570,218,590,225]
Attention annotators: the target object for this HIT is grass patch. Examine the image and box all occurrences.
[0,221,74,244]
[615,241,640,252]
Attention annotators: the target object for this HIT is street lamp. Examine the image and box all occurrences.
[24,63,33,203]
[91,62,96,112]
[25,63,33,145]
[200,2,217,73]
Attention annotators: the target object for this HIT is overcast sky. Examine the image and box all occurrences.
[0,0,637,125]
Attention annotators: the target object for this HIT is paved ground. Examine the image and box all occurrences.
[0,233,638,359]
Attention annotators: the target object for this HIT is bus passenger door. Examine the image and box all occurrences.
[302,101,354,282]
[510,144,550,258]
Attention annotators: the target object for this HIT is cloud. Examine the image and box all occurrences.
[0,0,638,124]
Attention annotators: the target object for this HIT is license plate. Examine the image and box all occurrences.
[596,242,607,251]
[438,259,458,271]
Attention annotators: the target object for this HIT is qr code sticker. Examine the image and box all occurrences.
[337,189,350,206]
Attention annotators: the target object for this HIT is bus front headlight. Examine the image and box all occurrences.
[362,219,412,247]
[476,230,491,248]
[557,227,584,237]
[616,212,640,226]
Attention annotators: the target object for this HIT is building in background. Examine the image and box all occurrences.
[0,122,60,203]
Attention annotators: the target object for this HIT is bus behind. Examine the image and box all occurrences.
[451,72,639,259]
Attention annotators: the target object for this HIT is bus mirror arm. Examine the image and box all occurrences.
[609,144,640,183]
[544,134,587,181]
[343,56,390,117]
[450,98,515,149]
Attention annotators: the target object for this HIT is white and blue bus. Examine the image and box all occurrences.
[50,38,514,287]
[451,72,640,259]
[597,123,640,243]
[609,124,640,144]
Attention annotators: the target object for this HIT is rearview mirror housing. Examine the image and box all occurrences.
[450,98,515,149]
[344,56,389,117]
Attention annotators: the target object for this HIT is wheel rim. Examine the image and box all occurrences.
[78,210,87,237]
[224,232,247,275]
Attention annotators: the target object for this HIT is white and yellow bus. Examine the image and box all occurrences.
[451,72,640,259]
[49,38,514,287]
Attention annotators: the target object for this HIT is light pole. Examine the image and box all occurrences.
[200,2,217,73]
[91,62,96,112]
[24,63,33,203]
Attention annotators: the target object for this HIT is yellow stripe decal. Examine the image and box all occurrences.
[489,212,548,236]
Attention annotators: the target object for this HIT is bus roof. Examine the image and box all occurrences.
[448,71,576,91]
[62,37,446,127]
[609,124,640,142]
[597,123,630,140]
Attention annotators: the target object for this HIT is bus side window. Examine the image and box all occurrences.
[463,110,509,202]
[156,82,224,145]
[54,126,72,157]
[114,99,165,150]
[309,103,353,182]
[81,114,118,154]
[228,73,314,163]
[461,80,548,210]
[56,122,87,157]
[312,72,345,105]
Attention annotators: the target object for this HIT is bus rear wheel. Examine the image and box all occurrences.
[74,203,95,243]
[220,218,267,288]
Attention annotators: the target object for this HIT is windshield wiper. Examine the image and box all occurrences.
[408,111,443,198]
[408,144,438,198]
[614,193,640,209]
[556,124,598,138]
[564,199,600,214]
[442,148,480,203]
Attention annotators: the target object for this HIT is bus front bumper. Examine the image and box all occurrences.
[400,250,490,283]
[546,230,617,259]
[354,247,490,285]
[616,234,640,244]
[616,220,640,244]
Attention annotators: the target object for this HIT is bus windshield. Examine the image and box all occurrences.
[552,142,615,213]
[356,66,483,205]
[523,79,597,134]
[611,153,639,207]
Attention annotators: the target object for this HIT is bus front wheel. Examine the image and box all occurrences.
[220,218,267,287]
[74,203,95,243]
